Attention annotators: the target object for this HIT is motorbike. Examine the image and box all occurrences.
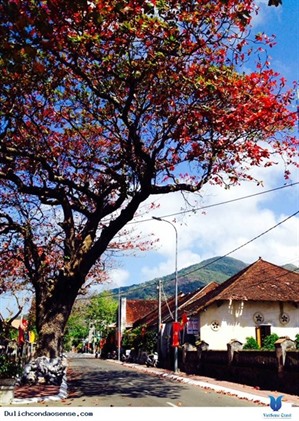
[121,352,131,362]
[107,350,117,360]
[145,352,159,368]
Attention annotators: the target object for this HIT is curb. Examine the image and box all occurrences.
[115,361,296,408]
[9,353,93,405]
[11,375,68,405]
[11,356,69,406]
[6,357,299,407]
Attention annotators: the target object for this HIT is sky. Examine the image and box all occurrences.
[1,0,299,317]
[0,2,297,419]
[104,0,299,295]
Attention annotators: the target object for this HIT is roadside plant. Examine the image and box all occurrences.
[243,336,260,350]
[122,326,157,354]
[262,333,279,351]
[0,354,22,379]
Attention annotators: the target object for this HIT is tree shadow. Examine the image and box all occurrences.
[67,359,184,402]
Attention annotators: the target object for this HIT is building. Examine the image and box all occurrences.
[119,298,158,334]
[184,258,299,349]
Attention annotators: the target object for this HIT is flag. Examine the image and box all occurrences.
[18,317,28,345]
[181,313,188,327]
[29,331,36,343]
[172,322,181,347]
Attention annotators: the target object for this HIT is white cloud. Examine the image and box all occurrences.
[107,268,130,288]
[128,162,299,286]
[251,0,282,28]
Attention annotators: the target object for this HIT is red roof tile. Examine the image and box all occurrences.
[134,283,219,327]
[189,258,299,315]
[126,299,158,326]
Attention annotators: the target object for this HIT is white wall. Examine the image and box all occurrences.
[199,300,299,350]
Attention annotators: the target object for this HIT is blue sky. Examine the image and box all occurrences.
[104,0,299,293]
[1,1,299,317]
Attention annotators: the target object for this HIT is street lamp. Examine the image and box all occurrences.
[152,216,178,373]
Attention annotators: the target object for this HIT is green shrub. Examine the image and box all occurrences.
[262,333,279,350]
[295,334,299,349]
[0,355,22,379]
[122,326,157,354]
[243,336,260,350]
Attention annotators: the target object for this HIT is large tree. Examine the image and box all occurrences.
[0,0,297,357]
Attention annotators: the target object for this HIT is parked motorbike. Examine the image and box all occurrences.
[145,352,159,368]
[107,350,117,360]
[121,352,130,362]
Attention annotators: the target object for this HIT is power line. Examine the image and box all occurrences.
[161,281,173,319]
[130,182,299,224]
[99,208,299,300]
[179,209,299,279]
[94,182,299,300]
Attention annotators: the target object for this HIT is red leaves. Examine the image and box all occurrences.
[0,0,298,290]
[0,1,298,356]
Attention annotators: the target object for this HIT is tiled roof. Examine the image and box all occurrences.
[189,258,299,315]
[178,282,218,315]
[134,282,219,327]
[126,299,158,326]
[132,259,299,326]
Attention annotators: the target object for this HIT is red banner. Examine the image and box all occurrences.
[18,318,28,345]
[172,322,181,347]
[181,313,188,326]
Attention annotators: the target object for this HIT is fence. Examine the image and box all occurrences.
[182,338,299,395]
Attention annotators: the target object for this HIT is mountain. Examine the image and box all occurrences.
[110,256,249,300]
[282,263,298,272]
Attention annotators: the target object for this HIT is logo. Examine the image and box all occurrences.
[263,395,292,419]
[269,395,283,412]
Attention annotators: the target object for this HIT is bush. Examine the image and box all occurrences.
[295,334,299,349]
[262,333,279,351]
[122,326,157,354]
[0,354,22,379]
[243,336,260,350]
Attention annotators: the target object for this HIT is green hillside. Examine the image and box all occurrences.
[110,256,248,299]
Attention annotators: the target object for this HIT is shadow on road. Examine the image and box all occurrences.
[67,358,184,401]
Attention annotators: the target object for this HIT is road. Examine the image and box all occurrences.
[46,355,262,407]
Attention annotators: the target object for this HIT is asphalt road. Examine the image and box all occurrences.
[54,356,262,407]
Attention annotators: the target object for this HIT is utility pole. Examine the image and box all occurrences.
[152,216,179,372]
[118,288,121,361]
[157,280,162,360]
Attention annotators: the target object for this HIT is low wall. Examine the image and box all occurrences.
[285,351,299,370]
[181,339,299,395]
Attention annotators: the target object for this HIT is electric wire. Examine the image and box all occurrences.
[86,183,299,300]
[176,209,299,279]
[161,280,173,319]
[99,208,299,300]
[129,182,299,224]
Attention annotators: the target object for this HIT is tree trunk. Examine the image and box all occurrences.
[34,275,82,358]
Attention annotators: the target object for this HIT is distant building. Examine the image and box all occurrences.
[119,298,158,334]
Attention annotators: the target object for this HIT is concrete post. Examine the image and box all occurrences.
[275,337,296,376]
[227,339,243,365]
